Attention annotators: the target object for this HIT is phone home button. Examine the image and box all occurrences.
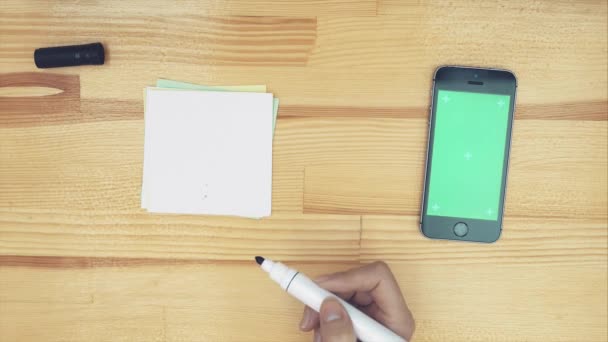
[453,222,469,237]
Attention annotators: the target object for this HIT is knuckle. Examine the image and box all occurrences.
[371,260,390,273]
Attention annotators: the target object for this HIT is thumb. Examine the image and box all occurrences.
[319,298,356,342]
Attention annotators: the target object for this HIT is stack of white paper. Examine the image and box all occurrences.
[141,87,274,218]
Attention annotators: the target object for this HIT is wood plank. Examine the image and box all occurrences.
[0,86,64,97]
[506,120,608,219]
[300,120,607,218]
[0,261,357,342]
[0,15,316,66]
[388,262,607,342]
[1,119,605,217]
[309,10,607,107]
[279,102,608,121]
[0,259,358,309]
[3,95,606,128]
[1,258,605,341]
[0,210,360,261]
[0,302,165,342]
[2,65,604,117]
[0,0,377,17]
[0,73,81,125]
[0,121,145,211]
[75,61,608,108]
[311,11,606,73]
[0,266,93,304]
[360,215,607,265]
[361,215,608,340]
[0,2,606,341]
[379,0,608,16]
[1,9,605,110]
[304,163,416,215]
[64,63,607,109]
[0,119,310,211]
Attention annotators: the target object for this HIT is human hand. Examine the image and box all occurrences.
[314,297,356,342]
[299,261,415,342]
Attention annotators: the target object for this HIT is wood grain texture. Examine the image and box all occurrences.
[361,215,608,340]
[280,102,608,121]
[0,15,317,66]
[0,262,358,342]
[0,73,81,124]
[2,2,606,108]
[0,86,64,97]
[378,0,608,16]
[304,164,417,215]
[1,258,605,342]
[360,215,607,265]
[3,118,605,217]
[4,98,606,128]
[1,302,166,342]
[0,210,361,261]
[1,0,377,17]
[386,262,607,342]
[301,120,607,218]
[1,0,607,341]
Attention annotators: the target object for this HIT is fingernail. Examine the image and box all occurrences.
[325,312,341,322]
[322,299,343,322]
[299,309,312,329]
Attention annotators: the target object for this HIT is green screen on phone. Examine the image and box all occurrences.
[427,90,511,221]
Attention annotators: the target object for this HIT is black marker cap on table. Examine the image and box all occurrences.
[34,42,105,68]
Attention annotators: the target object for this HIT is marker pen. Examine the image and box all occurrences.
[255,256,406,342]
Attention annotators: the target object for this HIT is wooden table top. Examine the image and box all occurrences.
[1,1,607,341]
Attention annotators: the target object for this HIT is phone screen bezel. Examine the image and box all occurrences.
[420,66,517,243]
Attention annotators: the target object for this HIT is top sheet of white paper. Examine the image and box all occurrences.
[142,88,273,218]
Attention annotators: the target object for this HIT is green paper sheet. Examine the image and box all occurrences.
[156,79,267,92]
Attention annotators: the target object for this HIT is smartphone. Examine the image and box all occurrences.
[421,66,517,243]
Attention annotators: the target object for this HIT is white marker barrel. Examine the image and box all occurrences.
[262,259,405,342]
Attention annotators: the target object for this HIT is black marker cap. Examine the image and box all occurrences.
[34,42,105,68]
